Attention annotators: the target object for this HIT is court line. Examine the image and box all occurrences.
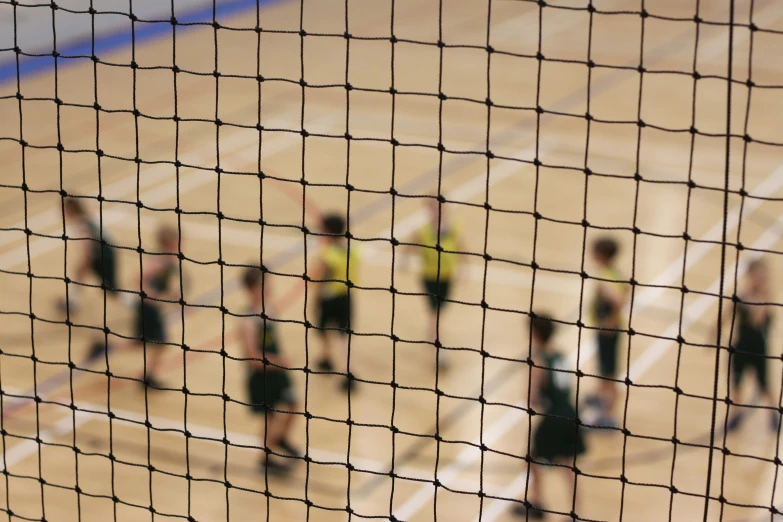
[574,165,783,367]
[1,411,90,470]
[0,0,285,84]
[393,406,525,521]
[0,111,331,270]
[0,392,496,495]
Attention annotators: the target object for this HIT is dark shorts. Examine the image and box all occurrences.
[732,342,768,391]
[318,294,351,335]
[91,246,118,293]
[135,300,166,345]
[597,331,620,378]
[423,278,451,311]
[247,370,295,414]
[532,412,586,463]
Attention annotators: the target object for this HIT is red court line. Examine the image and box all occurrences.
[49,279,306,409]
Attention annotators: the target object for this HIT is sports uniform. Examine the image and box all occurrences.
[532,351,586,463]
[317,243,359,334]
[418,223,459,310]
[246,312,295,414]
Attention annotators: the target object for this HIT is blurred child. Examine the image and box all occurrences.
[587,237,627,428]
[61,198,126,311]
[309,213,360,392]
[718,258,777,432]
[132,225,181,388]
[241,267,301,474]
[91,225,182,387]
[513,314,586,519]
[409,197,462,369]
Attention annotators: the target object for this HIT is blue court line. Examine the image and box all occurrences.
[0,0,280,85]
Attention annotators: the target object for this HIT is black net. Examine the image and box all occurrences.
[1,0,783,521]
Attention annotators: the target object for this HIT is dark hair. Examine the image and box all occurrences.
[529,314,556,343]
[322,213,346,235]
[242,266,264,291]
[64,197,86,217]
[157,225,179,248]
[592,237,619,261]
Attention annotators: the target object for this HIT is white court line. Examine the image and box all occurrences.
[0,167,175,251]
[0,390,495,494]
[1,411,90,471]
[574,165,783,367]
[393,406,525,522]
[490,0,582,46]
[366,145,536,252]
[0,112,334,270]
[0,109,299,250]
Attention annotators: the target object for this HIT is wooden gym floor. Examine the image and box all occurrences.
[0,0,782,520]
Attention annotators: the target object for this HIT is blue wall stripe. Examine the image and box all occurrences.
[0,0,280,85]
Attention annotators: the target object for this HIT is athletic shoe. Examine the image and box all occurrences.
[278,439,302,458]
[511,503,545,519]
[86,341,109,362]
[594,415,618,430]
[583,394,605,409]
[316,358,334,372]
[340,377,356,393]
[56,297,79,314]
[140,375,164,390]
[260,456,291,476]
[726,413,744,432]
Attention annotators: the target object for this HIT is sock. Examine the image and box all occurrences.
[66,286,82,310]
[118,292,136,307]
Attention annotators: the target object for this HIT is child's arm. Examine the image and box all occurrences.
[399,230,421,271]
[241,317,265,371]
[307,259,326,317]
[74,226,94,282]
[528,359,544,409]
[598,279,627,329]
[259,320,289,370]
[712,297,736,345]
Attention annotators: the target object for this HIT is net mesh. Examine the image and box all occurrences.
[0,0,783,521]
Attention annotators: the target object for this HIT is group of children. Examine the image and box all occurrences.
[63,196,463,474]
[63,198,181,388]
[62,195,777,498]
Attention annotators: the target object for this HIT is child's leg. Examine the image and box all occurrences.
[596,332,619,423]
[145,345,165,378]
[264,412,285,448]
[527,462,541,507]
[726,358,745,430]
[315,299,335,369]
[558,466,579,515]
[320,330,335,364]
[599,379,617,413]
